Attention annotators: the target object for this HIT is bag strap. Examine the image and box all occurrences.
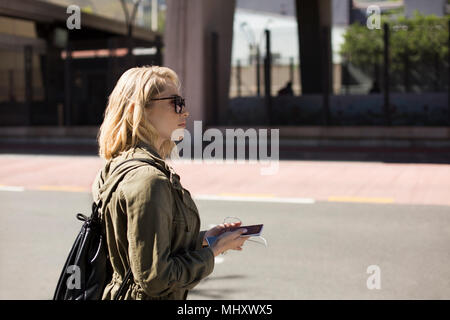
[110,158,166,177]
[114,267,133,300]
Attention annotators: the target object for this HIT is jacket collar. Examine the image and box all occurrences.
[135,141,183,190]
[135,140,163,160]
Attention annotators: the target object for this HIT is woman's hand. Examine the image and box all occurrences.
[210,229,250,257]
[203,221,242,246]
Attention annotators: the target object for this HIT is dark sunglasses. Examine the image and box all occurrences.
[149,95,186,114]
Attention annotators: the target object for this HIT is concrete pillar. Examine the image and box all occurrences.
[296,0,332,94]
[164,0,235,133]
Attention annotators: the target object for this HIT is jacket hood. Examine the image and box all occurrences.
[91,141,181,207]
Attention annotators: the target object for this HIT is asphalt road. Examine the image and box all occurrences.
[1,189,449,300]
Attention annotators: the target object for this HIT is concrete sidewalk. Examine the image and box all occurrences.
[0,153,449,207]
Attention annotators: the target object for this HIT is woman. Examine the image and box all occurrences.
[91,66,249,300]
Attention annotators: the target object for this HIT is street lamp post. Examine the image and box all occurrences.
[240,22,261,97]
[264,29,272,125]
[120,0,142,67]
[256,45,261,97]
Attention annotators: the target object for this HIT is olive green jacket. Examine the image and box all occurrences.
[91,142,214,300]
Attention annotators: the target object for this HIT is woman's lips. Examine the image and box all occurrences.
[178,122,186,127]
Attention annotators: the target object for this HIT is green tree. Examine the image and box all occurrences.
[340,12,449,91]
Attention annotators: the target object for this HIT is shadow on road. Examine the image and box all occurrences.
[189,274,247,299]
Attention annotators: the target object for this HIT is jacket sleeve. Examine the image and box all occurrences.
[197,231,207,249]
[121,168,214,298]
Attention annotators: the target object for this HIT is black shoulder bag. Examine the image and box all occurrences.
[53,158,171,300]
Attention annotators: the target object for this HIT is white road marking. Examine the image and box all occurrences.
[0,185,25,192]
[194,194,315,204]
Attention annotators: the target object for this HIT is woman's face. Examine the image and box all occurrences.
[145,83,189,143]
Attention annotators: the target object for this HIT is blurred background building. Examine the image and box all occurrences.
[0,0,449,145]
[226,0,449,128]
[0,0,163,127]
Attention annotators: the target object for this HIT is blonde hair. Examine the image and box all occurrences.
[97,66,180,160]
